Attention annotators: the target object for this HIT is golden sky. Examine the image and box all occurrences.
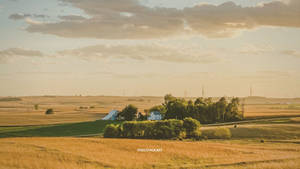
[0,0,300,97]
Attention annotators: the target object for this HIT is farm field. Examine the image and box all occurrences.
[0,137,300,169]
[1,96,300,126]
[0,96,300,169]
[0,117,299,139]
[0,96,163,126]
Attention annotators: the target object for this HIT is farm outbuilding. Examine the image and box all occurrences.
[147,111,162,120]
[102,110,119,120]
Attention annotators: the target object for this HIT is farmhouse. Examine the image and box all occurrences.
[147,111,162,120]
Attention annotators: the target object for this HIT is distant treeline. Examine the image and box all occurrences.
[0,97,22,102]
[161,94,243,124]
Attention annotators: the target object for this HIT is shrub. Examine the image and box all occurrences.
[190,129,202,140]
[104,124,120,138]
[45,108,54,115]
[183,117,201,138]
[202,128,231,139]
[34,104,39,110]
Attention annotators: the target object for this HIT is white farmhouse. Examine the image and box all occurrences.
[147,111,162,120]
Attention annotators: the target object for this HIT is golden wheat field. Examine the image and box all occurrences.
[0,96,300,126]
[0,137,299,169]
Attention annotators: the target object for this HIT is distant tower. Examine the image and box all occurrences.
[250,85,253,97]
[202,85,205,98]
[184,90,188,98]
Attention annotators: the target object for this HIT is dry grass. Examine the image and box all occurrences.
[202,123,300,140]
[0,137,299,169]
[244,104,300,118]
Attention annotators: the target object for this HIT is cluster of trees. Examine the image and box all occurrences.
[104,118,201,140]
[115,94,243,124]
[161,94,243,124]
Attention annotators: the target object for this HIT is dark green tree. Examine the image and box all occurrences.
[118,104,138,121]
[137,112,146,121]
[225,97,242,121]
[164,94,176,104]
[194,97,205,105]
[165,98,187,120]
[216,97,227,122]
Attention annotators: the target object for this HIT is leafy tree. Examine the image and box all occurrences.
[194,97,205,105]
[137,112,146,121]
[225,97,242,121]
[183,117,201,138]
[165,99,187,120]
[216,97,228,122]
[204,97,213,105]
[187,100,194,117]
[118,104,138,121]
[164,94,176,104]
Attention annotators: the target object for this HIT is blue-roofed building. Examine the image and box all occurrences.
[102,110,119,120]
[147,111,162,120]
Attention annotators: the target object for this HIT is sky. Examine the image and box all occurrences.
[0,0,300,97]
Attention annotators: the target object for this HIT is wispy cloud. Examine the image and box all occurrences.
[58,44,220,64]
[282,50,300,58]
[0,48,44,63]
[239,44,274,55]
[9,13,49,20]
[21,0,300,39]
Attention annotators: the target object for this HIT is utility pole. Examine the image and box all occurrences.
[250,85,253,97]
[202,85,205,98]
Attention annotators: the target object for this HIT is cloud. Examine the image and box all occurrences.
[183,0,300,38]
[58,44,219,64]
[25,18,43,25]
[0,48,44,63]
[9,13,49,20]
[58,15,86,21]
[23,0,300,39]
[282,50,300,58]
[9,13,31,20]
[239,44,273,55]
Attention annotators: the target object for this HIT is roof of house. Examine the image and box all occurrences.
[150,111,161,115]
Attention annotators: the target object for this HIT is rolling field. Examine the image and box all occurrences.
[0,96,300,169]
[0,137,300,169]
[1,96,300,126]
[0,96,163,126]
